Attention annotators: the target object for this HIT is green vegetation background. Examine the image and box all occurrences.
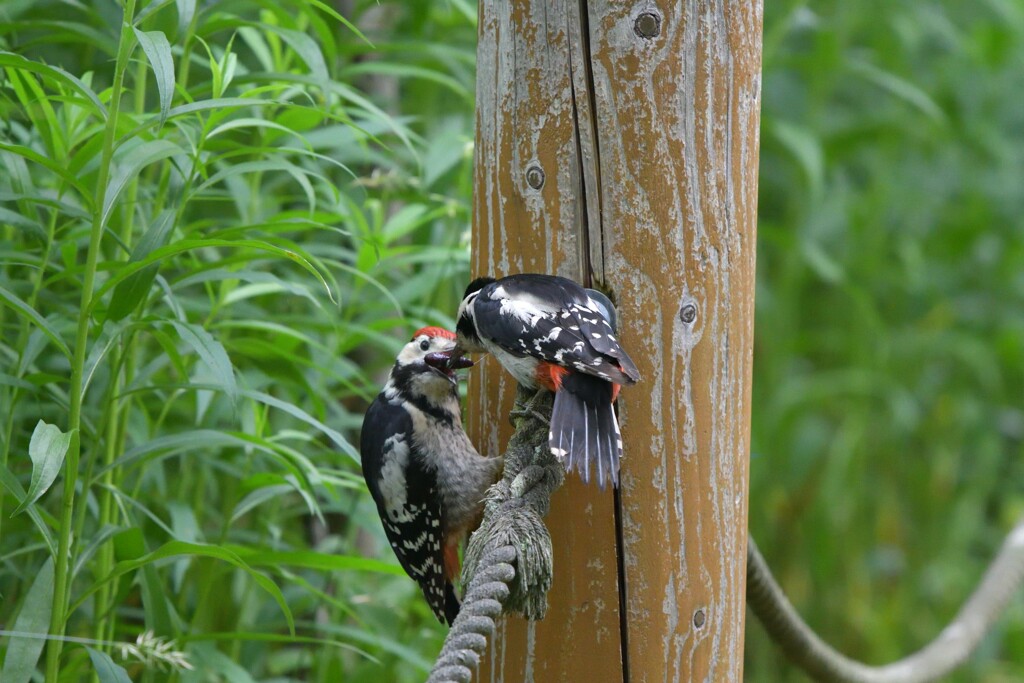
[0,0,1020,681]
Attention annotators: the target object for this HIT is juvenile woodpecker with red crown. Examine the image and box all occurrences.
[360,327,502,625]
[455,274,640,488]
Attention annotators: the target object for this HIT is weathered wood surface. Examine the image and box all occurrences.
[467,0,762,680]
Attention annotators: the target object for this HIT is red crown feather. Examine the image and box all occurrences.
[411,326,456,341]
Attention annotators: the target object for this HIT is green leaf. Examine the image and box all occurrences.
[207,117,298,140]
[241,389,357,459]
[140,563,175,636]
[1,556,54,683]
[82,320,129,396]
[228,547,405,576]
[132,29,175,127]
[304,0,372,46]
[86,648,132,683]
[95,430,278,479]
[91,238,335,310]
[0,141,92,201]
[0,206,46,240]
[190,159,320,211]
[0,373,36,391]
[230,483,294,523]
[113,526,146,562]
[263,25,329,92]
[169,321,238,406]
[106,209,176,322]
[848,60,947,125]
[0,468,56,555]
[187,642,257,683]
[102,139,182,228]
[78,541,294,635]
[12,421,74,516]
[768,119,824,205]
[341,62,470,101]
[174,0,197,36]
[802,241,846,285]
[166,97,258,118]
[0,285,71,359]
[0,51,106,118]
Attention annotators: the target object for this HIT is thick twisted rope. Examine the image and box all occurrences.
[427,387,563,683]
[747,520,1024,682]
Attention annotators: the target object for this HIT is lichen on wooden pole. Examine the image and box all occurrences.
[467,0,763,680]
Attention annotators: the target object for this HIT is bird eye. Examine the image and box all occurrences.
[419,339,430,351]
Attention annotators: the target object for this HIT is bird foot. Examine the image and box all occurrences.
[510,390,552,427]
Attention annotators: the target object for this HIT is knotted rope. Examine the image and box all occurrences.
[426,387,563,683]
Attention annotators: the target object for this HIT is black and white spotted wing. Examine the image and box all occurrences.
[360,397,456,625]
[474,274,640,383]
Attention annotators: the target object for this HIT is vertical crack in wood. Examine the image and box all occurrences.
[568,62,593,287]
[569,0,606,287]
[577,2,606,280]
[612,480,632,683]
[571,2,631,681]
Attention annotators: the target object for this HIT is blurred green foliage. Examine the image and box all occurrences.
[0,0,1020,681]
[750,0,1024,680]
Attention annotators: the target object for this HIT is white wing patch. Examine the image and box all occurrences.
[498,297,545,326]
[378,433,413,523]
[495,288,561,326]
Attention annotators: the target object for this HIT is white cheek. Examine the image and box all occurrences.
[396,341,422,365]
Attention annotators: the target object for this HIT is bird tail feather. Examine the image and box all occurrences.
[550,375,621,489]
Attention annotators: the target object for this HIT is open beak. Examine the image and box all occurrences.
[424,350,474,382]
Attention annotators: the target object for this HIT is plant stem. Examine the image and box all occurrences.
[44,1,138,679]
[0,171,60,544]
[91,344,124,652]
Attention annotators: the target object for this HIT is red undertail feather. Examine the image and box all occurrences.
[443,540,461,582]
[535,362,569,391]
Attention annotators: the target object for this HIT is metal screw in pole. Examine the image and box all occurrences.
[526,165,545,190]
[634,11,661,39]
[680,302,697,325]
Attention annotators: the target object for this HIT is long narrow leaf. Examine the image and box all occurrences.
[168,321,238,406]
[106,209,176,322]
[241,389,356,459]
[0,468,56,555]
[0,285,71,358]
[227,547,405,576]
[174,0,196,35]
[91,239,335,311]
[132,29,175,126]
[102,140,182,228]
[0,557,54,683]
[0,51,106,118]
[0,142,91,200]
[76,541,295,635]
[85,649,132,683]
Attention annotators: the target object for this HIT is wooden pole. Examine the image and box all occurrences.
[467,1,762,680]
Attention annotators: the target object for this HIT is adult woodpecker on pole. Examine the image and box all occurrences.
[360,327,502,625]
[454,274,640,488]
